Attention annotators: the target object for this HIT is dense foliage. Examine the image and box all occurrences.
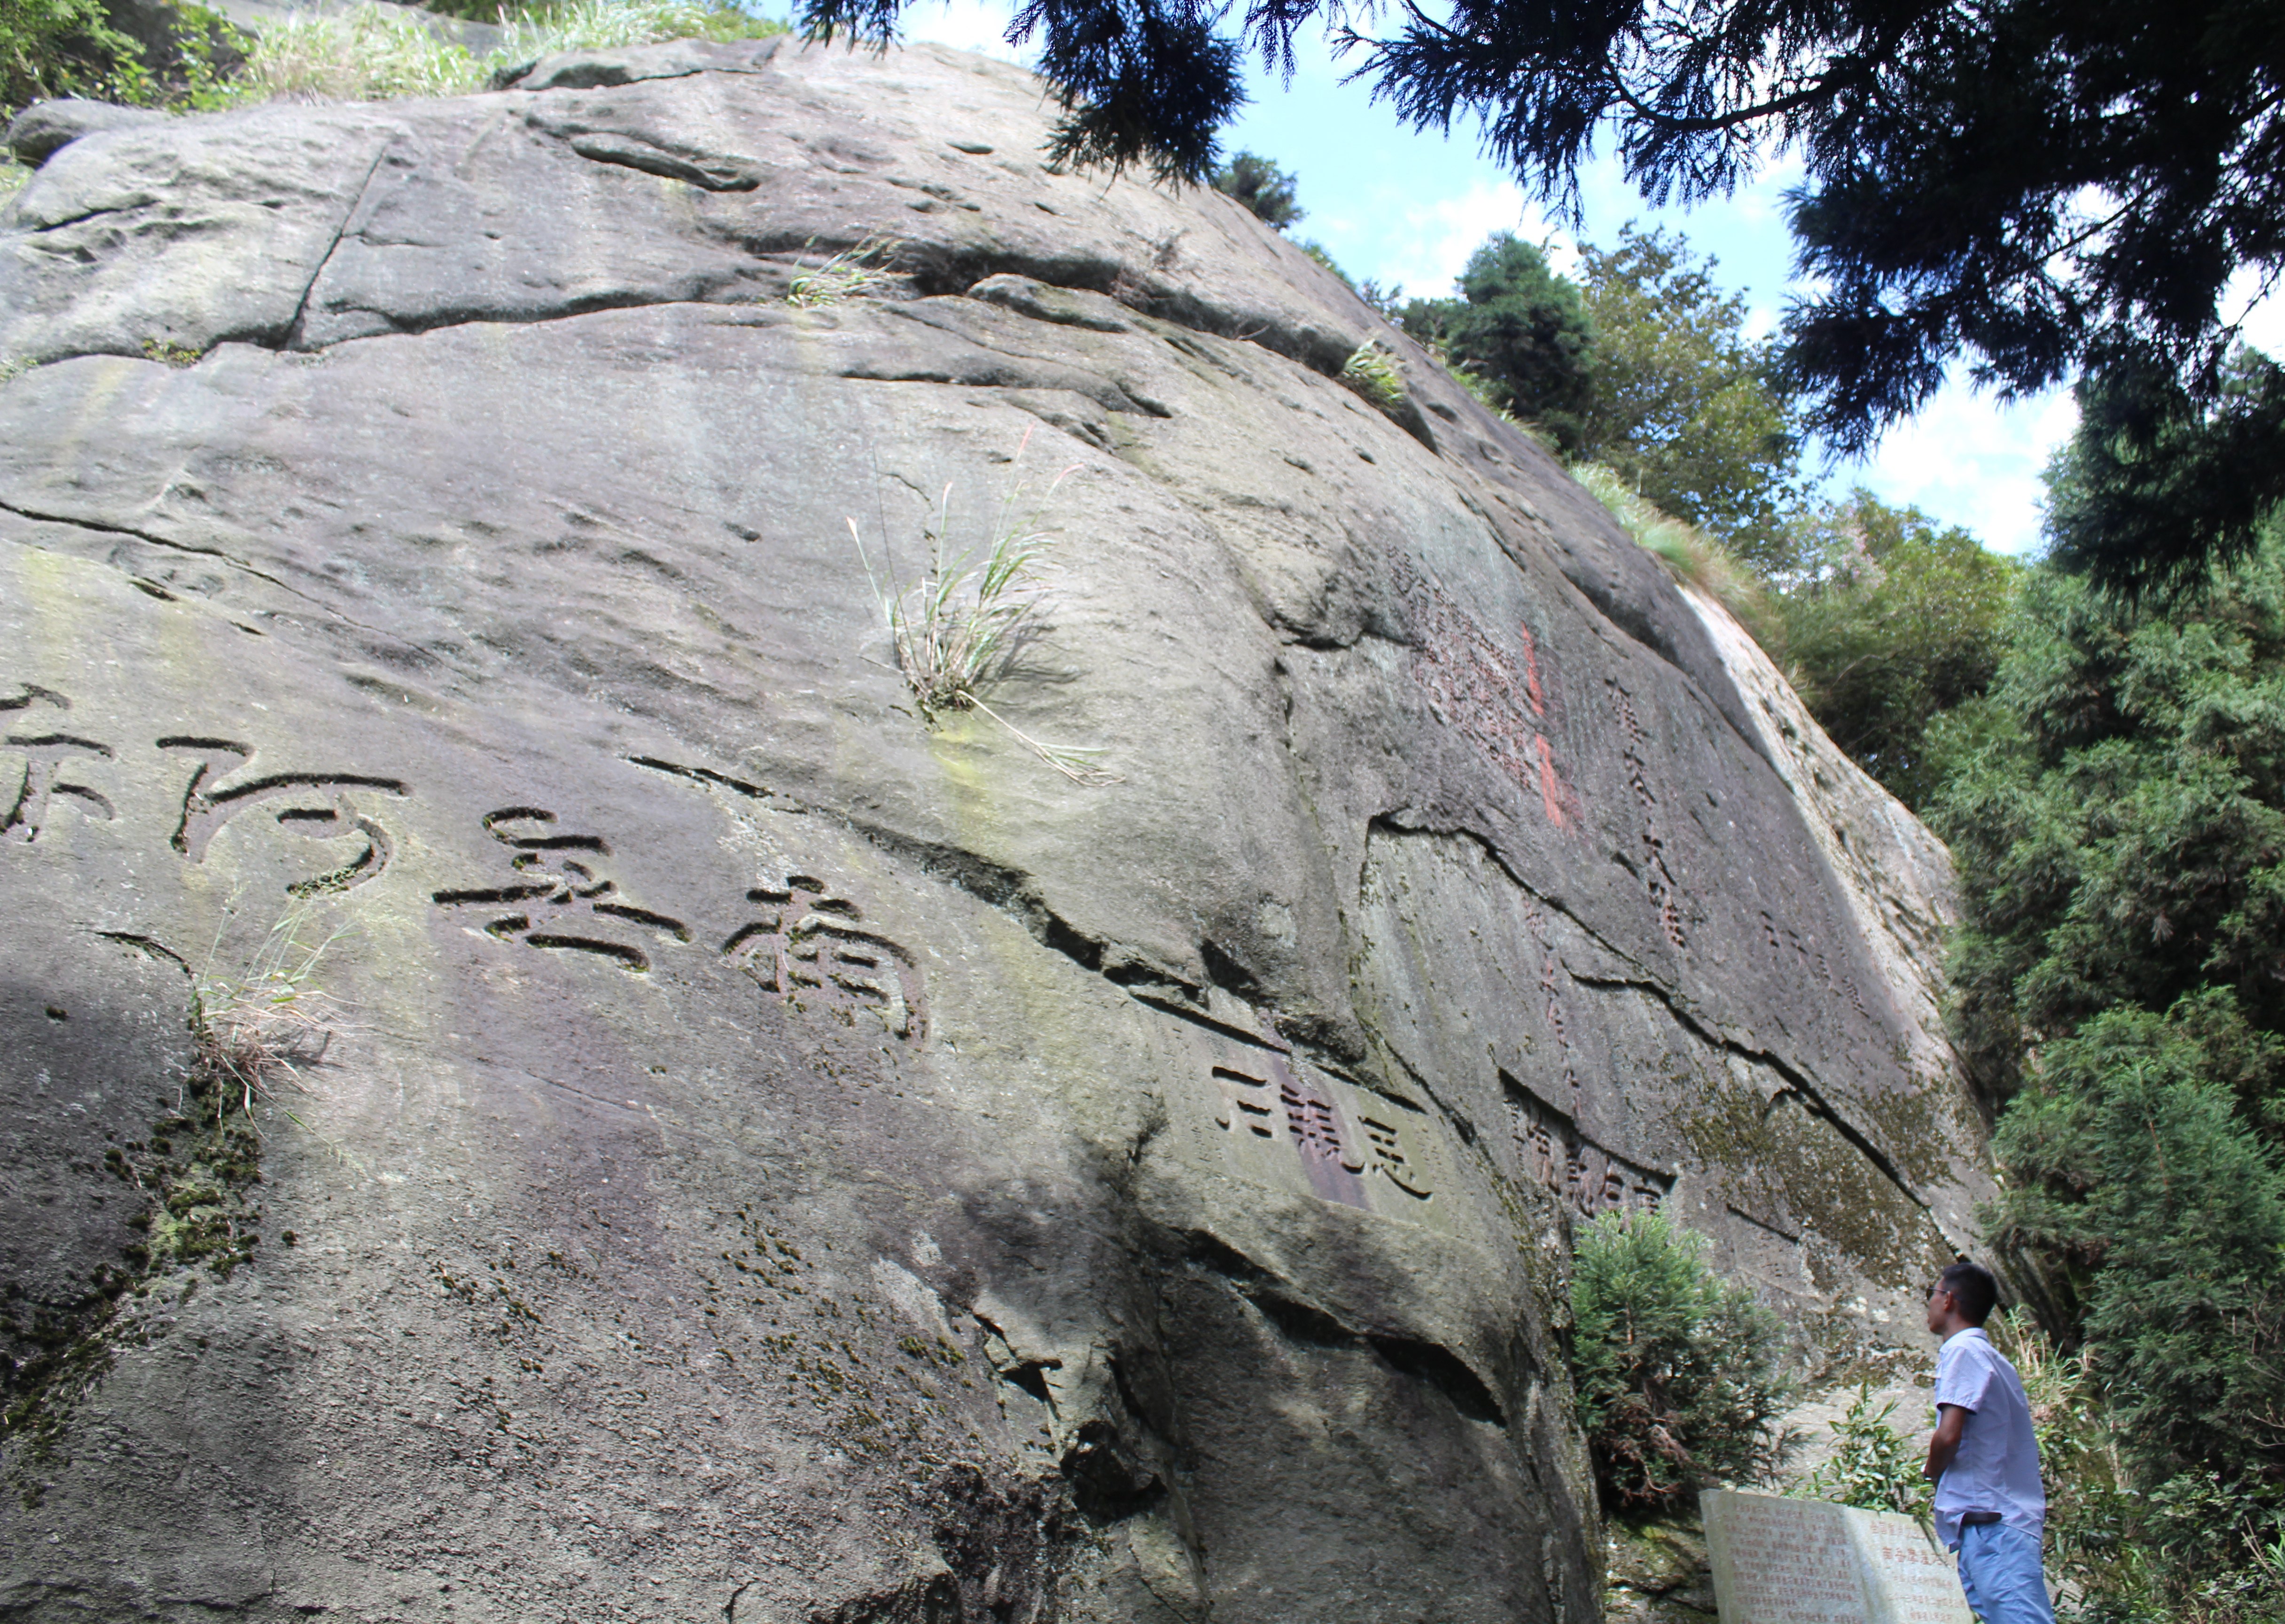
[1931,523,2285,1615]
[1569,1209,1791,1511]
[2046,350,2285,601]
[0,0,247,117]
[1209,149,1302,230]
[1776,492,2022,808]
[1408,226,1801,563]
[2,0,138,112]
[1400,234,1598,452]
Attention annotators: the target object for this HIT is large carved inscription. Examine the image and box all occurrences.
[2,707,929,1046]
[1142,996,1441,1218]
[3,685,408,893]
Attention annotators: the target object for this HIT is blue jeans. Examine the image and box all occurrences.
[1956,1522,2055,1624]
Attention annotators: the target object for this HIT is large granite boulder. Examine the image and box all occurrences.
[0,40,1988,1623]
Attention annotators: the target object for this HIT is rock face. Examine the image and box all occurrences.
[0,41,1988,1623]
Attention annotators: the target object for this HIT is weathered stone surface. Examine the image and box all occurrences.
[5,99,167,166]
[1605,1518,1717,1623]
[0,40,1988,1622]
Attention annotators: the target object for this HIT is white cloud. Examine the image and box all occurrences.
[1341,181,1570,300]
[904,0,1026,62]
[2223,264,2285,360]
[1847,379,2079,555]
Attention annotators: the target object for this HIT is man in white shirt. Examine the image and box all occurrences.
[1924,1260,2053,1624]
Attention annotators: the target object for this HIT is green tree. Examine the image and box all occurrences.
[1570,1208,1792,1512]
[1401,232,1597,451]
[1571,226,1801,563]
[2,0,149,113]
[1935,533,2285,1100]
[1210,149,1302,230]
[2046,348,2285,601]
[1778,491,2022,809]
[1929,521,2285,1613]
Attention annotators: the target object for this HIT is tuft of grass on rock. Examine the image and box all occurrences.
[140,337,201,367]
[191,905,346,1123]
[1340,339,1406,414]
[1574,461,1781,651]
[786,235,900,308]
[849,434,1117,785]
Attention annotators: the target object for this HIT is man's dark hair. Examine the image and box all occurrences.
[1938,1261,2000,1325]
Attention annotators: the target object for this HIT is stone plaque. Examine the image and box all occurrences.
[1703,1489,1974,1624]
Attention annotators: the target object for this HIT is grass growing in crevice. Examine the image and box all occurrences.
[787,234,901,308]
[849,436,1117,785]
[1339,339,1406,414]
[0,907,347,1505]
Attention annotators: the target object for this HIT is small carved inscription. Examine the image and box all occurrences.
[1389,554,1578,828]
[1762,910,1874,1024]
[1504,1070,1671,1215]
[1614,685,1687,950]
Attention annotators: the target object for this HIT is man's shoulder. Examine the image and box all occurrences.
[1937,1329,1995,1367]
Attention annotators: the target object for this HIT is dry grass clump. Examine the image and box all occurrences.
[849,435,1117,785]
[1573,461,1781,651]
[191,905,347,1123]
[1340,340,1406,414]
[787,235,900,308]
[246,5,487,99]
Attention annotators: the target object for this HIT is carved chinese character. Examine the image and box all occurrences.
[723,875,923,1041]
[1280,1076,1351,1166]
[3,731,115,843]
[1358,1113,1432,1200]
[1210,1063,1277,1137]
[160,736,408,893]
[434,807,689,972]
[3,685,113,843]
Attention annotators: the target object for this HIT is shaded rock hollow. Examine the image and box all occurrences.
[0,39,1987,1623]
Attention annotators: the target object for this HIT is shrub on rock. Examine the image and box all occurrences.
[1571,1208,1793,1511]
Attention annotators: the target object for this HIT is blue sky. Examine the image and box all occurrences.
[904,1,2285,556]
